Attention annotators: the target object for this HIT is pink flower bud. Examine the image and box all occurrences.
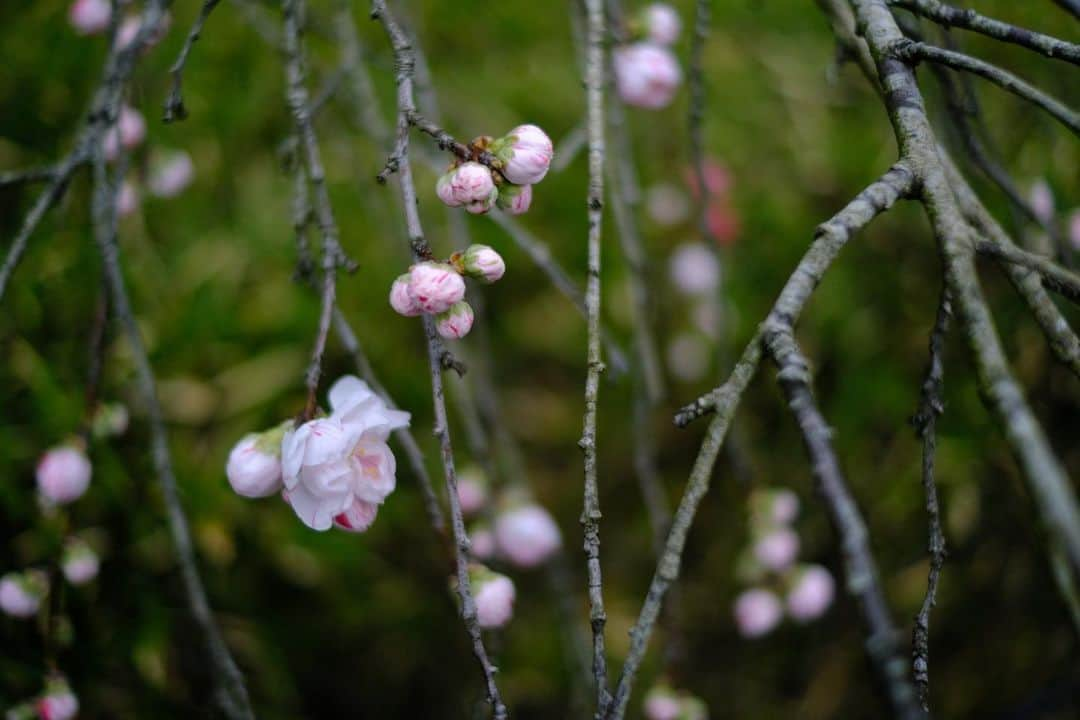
[493,125,553,185]
[786,564,835,622]
[407,262,466,314]
[435,301,475,340]
[114,12,171,52]
[733,587,782,638]
[643,686,681,720]
[707,202,741,246]
[69,0,111,35]
[389,273,423,317]
[61,538,100,586]
[116,179,139,217]
[436,162,498,214]
[148,150,195,198]
[645,183,689,226]
[495,183,533,215]
[770,489,800,525]
[0,571,47,619]
[642,4,681,45]
[469,526,496,560]
[456,467,488,516]
[1069,209,1080,252]
[462,244,506,283]
[226,433,283,498]
[494,503,562,568]
[333,498,379,533]
[753,528,800,571]
[472,568,516,629]
[37,445,91,505]
[666,332,710,383]
[103,106,146,161]
[36,678,79,720]
[685,159,733,200]
[669,242,719,295]
[1029,179,1054,225]
[613,43,682,110]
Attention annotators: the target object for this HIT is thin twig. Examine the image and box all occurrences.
[974,239,1080,305]
[164,0,223,122]
[910,287,951,712]
[0,165,58,187]
[892,40,1080,137]
[889,0,1080,66]
[370,2,508,716]
[281,0,352,422]
[580,1,611,715]
[762,324,923,720]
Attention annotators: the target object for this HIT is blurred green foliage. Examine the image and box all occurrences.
[1,0,1078,718]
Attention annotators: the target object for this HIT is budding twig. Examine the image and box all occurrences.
[370,2,508,716]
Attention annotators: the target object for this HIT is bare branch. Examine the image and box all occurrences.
[164,0,223,122]
[370,2,508,715]
[892,40,1080,136]
[0,165,58,187]
[889,0,1080,65]
[613,164,915,719]
[580,1,612,714]
[910,287,951,712]
[974,239,1080,305]
[1050,0,1080,21]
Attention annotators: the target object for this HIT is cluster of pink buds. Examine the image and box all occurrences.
[613,4,683,109]
[389,244,506,340]
[732,487,835,638]
[435,124,553,216]
[225,376,410,534]
[7,675,79,720]
[643,683,708,720]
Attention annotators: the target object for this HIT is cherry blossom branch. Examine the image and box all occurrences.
[579,1,612,715]
[164,0,222,122]
[891,40,1080,136]
[910,287,950,712]
[370,2,508,716]
[888,0,1080,65]
[281,0,354,422]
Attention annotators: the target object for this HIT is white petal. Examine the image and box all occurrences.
[280,424,310,487]
[286,483,336,531]
[328,375,375,415]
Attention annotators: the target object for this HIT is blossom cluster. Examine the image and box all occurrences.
[659,159,741,383]
[435,124,553,216]
[614,4,683,109]
[225,376,410,534]
[2,407,126,717]
[66,2,194,218]
[443,470,564,630]
[731,488,836,638]
[389,245,506,340]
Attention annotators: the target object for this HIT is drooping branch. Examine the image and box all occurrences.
[891,40,1080,137]
[850,0,1080,599]
[579,1,612,715]
[370,2,508,716]
[888,0,1080,66]
[0,165,58,187]
[164,0,223,122]
[910,287,951,712]
[611,164,915,719]
[281,0,354,422]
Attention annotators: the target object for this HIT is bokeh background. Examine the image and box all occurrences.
[2,0,1079,717]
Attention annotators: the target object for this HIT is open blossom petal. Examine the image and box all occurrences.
[349,435,397,504]
[334,498,379,533]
